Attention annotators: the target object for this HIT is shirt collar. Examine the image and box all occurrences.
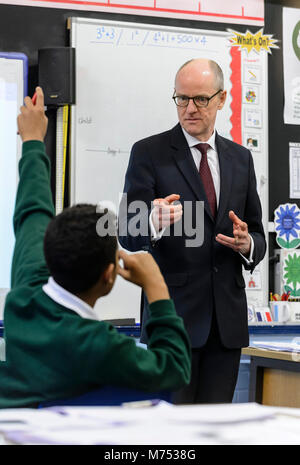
[181,127,217,152]
[43,277,100,321]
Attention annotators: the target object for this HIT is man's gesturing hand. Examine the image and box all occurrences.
[152,194,183,233]
[215,210,251,256]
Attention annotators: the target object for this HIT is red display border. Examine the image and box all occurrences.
[28,0,264,23]
[229,46,242,144]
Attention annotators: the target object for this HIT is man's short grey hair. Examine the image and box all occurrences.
[176,59,224,91]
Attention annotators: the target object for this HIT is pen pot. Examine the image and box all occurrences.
[270,301,291,323]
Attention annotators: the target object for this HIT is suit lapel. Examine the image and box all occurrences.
[170,124,214,222]
[215,134,233,227]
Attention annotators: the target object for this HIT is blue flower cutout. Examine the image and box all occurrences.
[275,204,300,242]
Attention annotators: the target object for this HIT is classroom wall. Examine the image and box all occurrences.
[264,0,300,290]
[0,0,299,292]
[266,1,300,218]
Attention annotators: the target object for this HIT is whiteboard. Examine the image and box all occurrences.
[70,17,269,322]
[0,53,27,319]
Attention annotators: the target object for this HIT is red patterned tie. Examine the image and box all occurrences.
[196,143,217,219]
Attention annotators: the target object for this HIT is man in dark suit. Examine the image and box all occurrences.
[119,58,266,404]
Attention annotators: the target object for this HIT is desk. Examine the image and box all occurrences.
[1,402,300,445]
[242,347,300,408]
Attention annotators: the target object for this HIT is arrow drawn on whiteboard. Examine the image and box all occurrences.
[86,148,129,156]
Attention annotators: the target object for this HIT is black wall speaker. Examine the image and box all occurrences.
[38,47,75,106]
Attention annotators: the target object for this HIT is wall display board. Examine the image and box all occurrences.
[0,53,27,319]
[283,6,300,125]
[0,0,265,26]
[70,17,268,322]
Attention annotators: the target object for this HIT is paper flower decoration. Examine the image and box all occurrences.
[274,203,300,249]
[283,252,300,297]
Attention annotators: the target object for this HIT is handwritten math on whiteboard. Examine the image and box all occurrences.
[94,26,209,47]
[1,0,264,26]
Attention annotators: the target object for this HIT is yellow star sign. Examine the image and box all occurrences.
[228,29,279,54]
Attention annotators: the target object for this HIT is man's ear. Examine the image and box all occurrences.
[103,263,116,285]
[218,90,227,110]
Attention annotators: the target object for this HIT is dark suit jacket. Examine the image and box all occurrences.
[119,123,266,349]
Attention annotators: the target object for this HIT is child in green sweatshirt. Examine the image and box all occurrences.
[0,87,191,408]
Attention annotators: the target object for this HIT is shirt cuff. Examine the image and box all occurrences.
[149,209,167,241]
[239,234,254,265]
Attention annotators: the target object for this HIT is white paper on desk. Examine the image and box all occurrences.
[4,422,217,446]
[164,402,276,425]
[50,401,276,425]
[251,340,300,352]
[0,408,61,429]
[215,417,300,445]
[3,403,300,446]
[0,402,277,446]
[0,403,212,445]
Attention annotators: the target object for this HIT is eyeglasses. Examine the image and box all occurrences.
[172,89,223,108]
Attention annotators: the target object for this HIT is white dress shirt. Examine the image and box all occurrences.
[43,277,100,321]
[149,127,254,264]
